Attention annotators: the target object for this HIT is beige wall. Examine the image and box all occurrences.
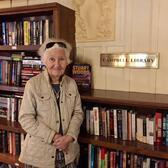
[1,0,168,94]
[76,0,168,94]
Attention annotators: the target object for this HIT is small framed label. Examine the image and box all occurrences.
[100,53,159,69]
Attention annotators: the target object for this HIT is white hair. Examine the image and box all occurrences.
[38,38,72,64]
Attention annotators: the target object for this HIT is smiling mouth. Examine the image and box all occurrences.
[53,68,62,70]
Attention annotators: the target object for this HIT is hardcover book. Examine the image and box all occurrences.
[72,64,91,91]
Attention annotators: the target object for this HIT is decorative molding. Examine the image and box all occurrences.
[74,0,116,42]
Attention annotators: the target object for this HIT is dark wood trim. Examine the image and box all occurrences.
[0,45,40,51]
[0,3,74,15]
[0,118,25,134]
[79,134,168,160]
[0,153,24,167]
[80,89,168,109]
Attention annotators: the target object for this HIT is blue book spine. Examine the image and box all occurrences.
[2,22,7,45]
[91,144,94,168]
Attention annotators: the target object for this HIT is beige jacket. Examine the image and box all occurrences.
[19,69,84,168]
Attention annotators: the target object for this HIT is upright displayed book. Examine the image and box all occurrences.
[72,64,91,91]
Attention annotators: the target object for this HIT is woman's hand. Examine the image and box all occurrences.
[53,135,73,151]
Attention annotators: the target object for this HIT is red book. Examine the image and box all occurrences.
[155,112,162,145]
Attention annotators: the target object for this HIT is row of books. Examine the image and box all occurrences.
[0,130,24,156]
[87,144,168,168]
[0,54,42,86]
[83,106,167,146]
[0,16,52,46]
[0,95,22,122]
[21,55,42,86]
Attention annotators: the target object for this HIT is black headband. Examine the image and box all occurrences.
[45,42,67,50]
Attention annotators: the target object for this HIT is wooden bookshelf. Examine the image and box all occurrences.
[78,89,168,165]
[1,88,168,161]
[79,134,168,160]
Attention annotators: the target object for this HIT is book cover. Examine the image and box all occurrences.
[72,64,91,91]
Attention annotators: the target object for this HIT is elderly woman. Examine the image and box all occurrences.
[19,39,84,168]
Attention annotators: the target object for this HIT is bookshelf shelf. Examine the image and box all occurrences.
[0,153,24,167]
[0,118,25,134]
[0,45,40,51]
[0,84,24,93]
[81,89,168,109]
[79,134,168,160]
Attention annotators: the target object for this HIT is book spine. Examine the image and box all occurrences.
[93,107,99,136]
[113,109,118,139]
[155,112,162,145]
[2,22,7,45]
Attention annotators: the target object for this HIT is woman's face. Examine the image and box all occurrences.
[44,48,68,82]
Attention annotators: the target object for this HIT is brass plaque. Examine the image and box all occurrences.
[100,53,159,68]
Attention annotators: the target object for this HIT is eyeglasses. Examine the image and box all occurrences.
[45,42,67,50]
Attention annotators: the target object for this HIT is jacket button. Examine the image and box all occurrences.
[41,96,44,99]
[62,119,65,122]
[56,121,59,124]
[52,156,54,158]
[69,93,71,96]
[61,101,63,103]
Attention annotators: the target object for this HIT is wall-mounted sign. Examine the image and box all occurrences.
[100,53,159,68]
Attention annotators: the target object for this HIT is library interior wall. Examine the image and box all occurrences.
[1,0,168,94]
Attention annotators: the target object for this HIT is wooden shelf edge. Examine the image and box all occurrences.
[80,89,168,109]
[0,153,24,167]
[0,45,40,51]
[0,118,25,134]
[79,134,168,160]
[0,84,24,93]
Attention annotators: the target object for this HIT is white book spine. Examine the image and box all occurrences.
[131,112,136,141]
[146,117,150,144]
[149,118,154,145]
[113,109,117,138]
[7,97,11,121]
[106,110,110,137]
[11,98,15,122]
[122,109,127,140]
[136,117,143,142]
[93,107,99,136]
